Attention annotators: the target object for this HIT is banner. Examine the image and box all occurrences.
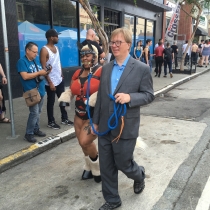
[165,2,181,41]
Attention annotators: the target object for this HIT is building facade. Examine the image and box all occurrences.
[0,0,170,98]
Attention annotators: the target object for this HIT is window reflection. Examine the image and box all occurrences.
[79,4,100,42]
[136,18,145,46]
[16,0,50,58]
[124,14,134,56]
[53,1,78,67]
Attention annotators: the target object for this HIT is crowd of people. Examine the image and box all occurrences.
[132,38,210,80]
[1,27,155,210]
[6,29,210,210]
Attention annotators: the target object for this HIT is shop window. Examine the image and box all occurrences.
[104,9,119,39]
[136,17,145,46]
[124,14,135,56]
[53,1,78,67]
[146,20,154,54]
[16,0,50,58]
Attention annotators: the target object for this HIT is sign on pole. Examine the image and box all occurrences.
[165,1,181,41]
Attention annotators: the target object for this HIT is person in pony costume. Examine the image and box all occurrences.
[58,42,102,183]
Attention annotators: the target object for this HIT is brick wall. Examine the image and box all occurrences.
[178,4,193,41]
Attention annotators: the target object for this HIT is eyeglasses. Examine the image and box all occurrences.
[29,49,38,54]
[109,41,126,47]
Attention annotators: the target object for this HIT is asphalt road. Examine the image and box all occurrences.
[1,72,210,210]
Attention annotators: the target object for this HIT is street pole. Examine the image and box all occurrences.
[0,0,16,138]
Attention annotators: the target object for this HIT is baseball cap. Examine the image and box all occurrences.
[45,29,61,38]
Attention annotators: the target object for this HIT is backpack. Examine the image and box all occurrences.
[164,48,172,60]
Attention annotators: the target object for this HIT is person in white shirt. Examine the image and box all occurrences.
[40,29,73,129]
[182,40,191,66]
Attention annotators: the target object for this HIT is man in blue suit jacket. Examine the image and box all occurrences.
[92,27,154,210]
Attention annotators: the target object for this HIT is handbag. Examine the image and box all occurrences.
[23,87,41,107]
[22,60,41,107]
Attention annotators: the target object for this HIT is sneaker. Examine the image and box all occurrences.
[34,129,46,137]
[170,73,173,78]
[163,75,167,77]
[61,119,74,126]
[48,122,60,129]
[24,134,37,143]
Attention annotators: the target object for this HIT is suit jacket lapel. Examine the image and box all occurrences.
[113,57,134,95]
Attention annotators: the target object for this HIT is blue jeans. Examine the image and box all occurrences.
[164,60,172,75]
[26,96,44,134]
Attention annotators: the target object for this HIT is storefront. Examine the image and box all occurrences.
[0,0,171,98]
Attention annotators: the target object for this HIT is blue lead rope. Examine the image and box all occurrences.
[86,72,127,137]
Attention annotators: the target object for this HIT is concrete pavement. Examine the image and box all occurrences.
[0,66,210,173]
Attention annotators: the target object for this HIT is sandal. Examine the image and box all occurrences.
[0,117,11,123]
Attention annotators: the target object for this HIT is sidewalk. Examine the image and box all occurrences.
[0,66,209,173]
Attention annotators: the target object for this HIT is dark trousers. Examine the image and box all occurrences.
[45,80,68,123]
[164,60,172,75]
[174,53,178,67]
[191,52,198,65]
[184,53,189,66]
[98,133,145,203]
[155,56,163,75]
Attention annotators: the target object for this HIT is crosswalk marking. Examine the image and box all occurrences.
[195,176,210,210]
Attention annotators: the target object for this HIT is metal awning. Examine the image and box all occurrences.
[195,26,208,36]
[142,0,172,12]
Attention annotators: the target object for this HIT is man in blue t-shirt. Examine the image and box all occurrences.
[17,42,50,143]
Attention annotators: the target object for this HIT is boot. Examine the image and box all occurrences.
[81,156,93,180]
[88,156,101,183]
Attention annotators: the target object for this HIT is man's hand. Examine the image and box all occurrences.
[2,77,7,85]
[39,69,48,76]
[91,123,98,135]
[115,93,131,104]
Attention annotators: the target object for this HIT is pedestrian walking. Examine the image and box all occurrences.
[163,42,174,78]
[40,29,73,129]
[171,41,178,68]
[0,63,10,123]
[66,43,102,183]
[17,42,49,143]
[200,40,210,68]
[154,41,164,77]
[91,27,154,210]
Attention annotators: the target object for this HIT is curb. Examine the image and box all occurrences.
[0,128,76,174]
[0,68,209,174]
[154,68,210,97]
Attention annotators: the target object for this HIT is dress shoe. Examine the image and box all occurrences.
[99,201,122,210]
[133,180,145,194]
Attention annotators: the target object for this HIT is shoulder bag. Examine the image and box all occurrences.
[22,60,41,107]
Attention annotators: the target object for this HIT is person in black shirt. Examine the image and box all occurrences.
[171,41,178,68]
[82,29,106,62]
